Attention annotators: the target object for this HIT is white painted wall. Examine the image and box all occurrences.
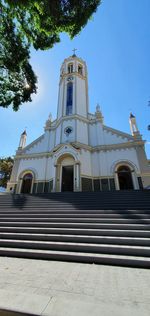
[93,147,140,177]
[17,157,47,181]
[106,147,140,175]
[91,152,100,176]
[77,121,88,144]
[61,119,76,143]
[49,130,55,151]
[55,124,61,146]
[76,78,87,117]
[103,129,129,145]
[80,149,92,176]
[89,123,97,146]
[25,134,48,154]
[57,80,64,119]
[45,157,55,180]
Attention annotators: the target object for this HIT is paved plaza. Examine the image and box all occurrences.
[0,257,150,316]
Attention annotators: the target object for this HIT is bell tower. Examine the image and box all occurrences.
[57,51,89,119]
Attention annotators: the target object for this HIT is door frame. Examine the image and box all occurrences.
[113,162,139,190]
[18,170,35,194]
[60,164,74,192]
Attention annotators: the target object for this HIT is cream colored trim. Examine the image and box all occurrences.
[60,71,86,83]
[111,160,139,174]
[14,140,145,161]
[113,161,139,190]
[18,169,35,194]
[81,175,115,179]
[63,56,87,66]
[32,179,53,183]
[7,182,17,185]
[45,113,143,141]
[81,175,93,179]
[72,140,145,152]
[140,172,150,176]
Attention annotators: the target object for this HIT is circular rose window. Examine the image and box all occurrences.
[64,126,73,135]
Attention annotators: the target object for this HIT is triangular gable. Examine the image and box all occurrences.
[21,134,45,154]
[103,125,134,145]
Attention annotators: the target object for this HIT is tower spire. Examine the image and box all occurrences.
[18,129,27,149]
[129,113,141,138]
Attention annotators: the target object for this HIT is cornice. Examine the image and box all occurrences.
[140,172,150,176]
[72,140,145,152]
[45,114,102,132]
[63,56,86,65]
[60,71,86,83]
[93,140,145,152]
[14,139,146,160]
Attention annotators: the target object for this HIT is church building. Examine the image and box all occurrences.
[7,53,150,194]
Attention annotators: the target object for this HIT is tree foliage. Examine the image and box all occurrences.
[0,0,101,110]
[0,157,14,188]
[0,7,37,111]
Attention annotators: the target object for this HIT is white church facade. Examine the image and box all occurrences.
[7,53,150,194]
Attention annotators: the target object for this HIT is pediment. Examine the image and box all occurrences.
[53,143,80,163]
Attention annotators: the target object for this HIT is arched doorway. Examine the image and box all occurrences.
[117,166,133,190]
[55,153,81,192]
[21,173,33,193]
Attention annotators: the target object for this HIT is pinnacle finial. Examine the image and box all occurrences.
[48,113,52,121]
[72,48,77,57]
[130,112,135,119]
[22,128,27,136]
[96,103,101,112]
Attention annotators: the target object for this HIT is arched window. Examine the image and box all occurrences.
[66,82,73,115]
[78,65,83,75]
[68,63,73,74]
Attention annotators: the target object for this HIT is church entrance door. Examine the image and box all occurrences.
[117,166,134,190]
[21,173,33,193]
[61,166,73,192]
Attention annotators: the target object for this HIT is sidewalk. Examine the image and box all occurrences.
[0,257,150,316]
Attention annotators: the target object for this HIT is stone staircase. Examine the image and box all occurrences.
[0,191,150,268]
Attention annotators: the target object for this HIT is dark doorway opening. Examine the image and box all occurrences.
[117,166,134,190]
[21,173,33,193]
[61,166,73,192]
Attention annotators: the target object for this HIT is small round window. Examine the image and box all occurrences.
[64,126,73,135]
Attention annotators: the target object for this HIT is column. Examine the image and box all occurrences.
[75,163,80,191]
[114,171,120,190]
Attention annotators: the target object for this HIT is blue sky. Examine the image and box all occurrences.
[0,0,150,158]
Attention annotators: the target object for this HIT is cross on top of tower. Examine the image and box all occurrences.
[72,48,77,57]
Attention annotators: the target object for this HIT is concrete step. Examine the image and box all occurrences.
[0,210,150,215]
[0,222,150,230]
[0,197,150,202]
[0,192,149,268]
[0,206,150,210]
[0,247,150,268]
[0,226,149,237]
[1,202,149,207]
[0,239,150,258]
[0,217,150,224]
[0,232,150,246]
